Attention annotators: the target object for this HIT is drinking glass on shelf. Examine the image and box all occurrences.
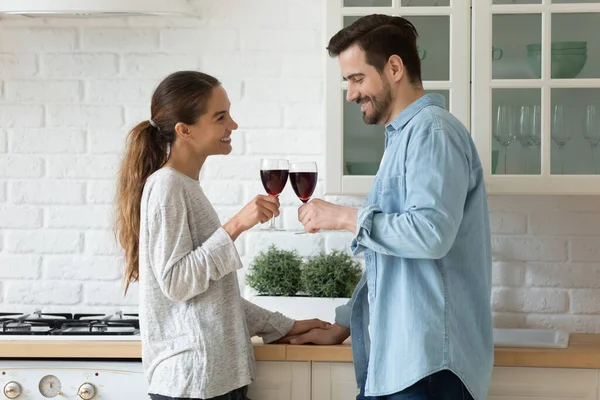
[530,105,541,174]
[517,105,538,174]
[583,105,600,174]
[551,105,572,175]
[493,105,517,174]
[290,162,318,235]
[260,159,289,231]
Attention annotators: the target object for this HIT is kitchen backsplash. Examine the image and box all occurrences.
[1,0,599,332]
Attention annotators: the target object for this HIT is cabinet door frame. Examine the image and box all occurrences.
[472,0,600,195]
[324,0,472,196]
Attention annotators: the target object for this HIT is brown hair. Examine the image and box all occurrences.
[114,71,220,294]
[327,14,422,85]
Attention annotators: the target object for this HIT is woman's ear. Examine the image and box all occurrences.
[174,122,192,142]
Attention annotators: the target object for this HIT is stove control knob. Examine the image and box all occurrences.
[3,382,21,399]
[77,383,96,400]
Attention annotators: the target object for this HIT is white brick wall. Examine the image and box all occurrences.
[1,0,600,332]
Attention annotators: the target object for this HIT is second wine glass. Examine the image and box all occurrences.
[290,162,318,235]
[260,159,289,231]
[290,162,318,203]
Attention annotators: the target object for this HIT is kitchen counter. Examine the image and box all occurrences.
[3,334,600,369]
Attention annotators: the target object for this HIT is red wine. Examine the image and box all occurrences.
[290,172,317,203]
[260,169,289,196]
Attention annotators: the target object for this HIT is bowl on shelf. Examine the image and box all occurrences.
[526,41,588,79]
[526,41,587,52]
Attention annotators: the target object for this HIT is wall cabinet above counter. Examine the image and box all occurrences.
[324,0,600,195]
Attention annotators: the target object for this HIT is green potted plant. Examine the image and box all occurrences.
[245,245,303,296]
[246,246,362,324]
[301,250,362,298]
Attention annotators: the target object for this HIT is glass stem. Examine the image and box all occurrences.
[268,195,279,229]
[504,146,508,174]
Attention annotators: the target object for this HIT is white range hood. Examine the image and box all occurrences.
[0,0,194,18]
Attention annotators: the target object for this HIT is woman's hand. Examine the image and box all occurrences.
[273,319,333,344]
[287,323,350,345]
[223,195,280,240]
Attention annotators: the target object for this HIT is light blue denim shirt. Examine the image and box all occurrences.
[335,94,493,400]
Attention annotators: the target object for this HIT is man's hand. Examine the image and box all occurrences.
[288,323,350,345]
[274,319,332,344]
[298,199,358,233]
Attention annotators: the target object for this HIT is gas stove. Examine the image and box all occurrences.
[0,310,141,341]
[0,310,147,399]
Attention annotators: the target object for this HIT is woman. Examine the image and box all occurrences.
[114,71,329,400]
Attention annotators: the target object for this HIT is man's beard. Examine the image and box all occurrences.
[357,82,393,125]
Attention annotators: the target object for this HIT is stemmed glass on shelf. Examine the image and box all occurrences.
[551,105,572,175]
[583,105,600,174]
[494,105,517,174]
[517,105,540,174]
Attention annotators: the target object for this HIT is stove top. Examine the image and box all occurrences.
[0,310,140,339]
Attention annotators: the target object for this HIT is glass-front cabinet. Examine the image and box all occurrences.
[325,0,600,195]
[325,0,470,195]
[472,0,600,194]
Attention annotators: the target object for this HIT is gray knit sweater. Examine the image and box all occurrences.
[138,167,294,398]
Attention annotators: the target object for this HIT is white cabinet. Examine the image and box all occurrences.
[488,367,598,400]
[312,362,360,400]
[324,0,471,195]
[248,361,310,400]
[324,0,600,195]
[472,1,600,194]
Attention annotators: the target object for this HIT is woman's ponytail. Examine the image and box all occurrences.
[114,121,168,295]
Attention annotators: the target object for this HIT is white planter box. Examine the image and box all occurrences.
[248,296,349,324]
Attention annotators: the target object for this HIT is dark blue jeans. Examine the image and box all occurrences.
[357,370,474,400]
[149,386,250,400]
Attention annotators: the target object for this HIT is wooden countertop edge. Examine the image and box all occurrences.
[2,334,600,368]
[285,344,353,362]
[0,341,142,359]
[252,343,287,361]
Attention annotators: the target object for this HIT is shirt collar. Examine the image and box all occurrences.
[385,93,446,135]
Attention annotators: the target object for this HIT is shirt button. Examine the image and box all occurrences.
[357,235,363,241]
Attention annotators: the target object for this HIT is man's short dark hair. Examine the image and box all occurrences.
[327,14,422,85]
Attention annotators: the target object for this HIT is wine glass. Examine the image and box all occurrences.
[583,105,600,174]
[551,105,572,175]
[290,162,318,234]
[530,105,541,174]
[493,105,517,174]
[290,162,318,203]
[517,105,537,174]
[260,159,289,231]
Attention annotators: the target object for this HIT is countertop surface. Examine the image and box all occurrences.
[2,334,600,369]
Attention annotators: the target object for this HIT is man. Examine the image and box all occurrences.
[293,14,493,400]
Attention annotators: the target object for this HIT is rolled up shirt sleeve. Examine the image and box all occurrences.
[350,128,470,260]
